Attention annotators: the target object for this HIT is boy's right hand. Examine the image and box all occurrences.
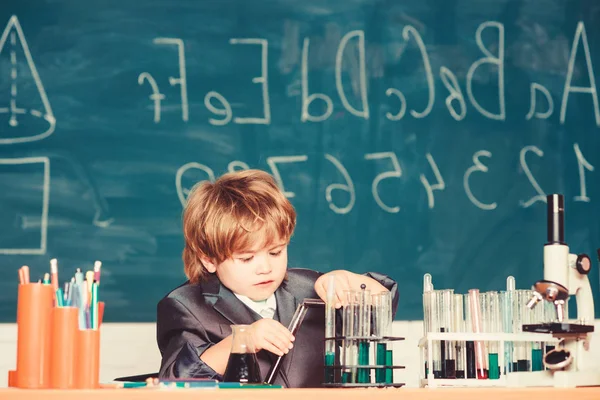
[248,319,295,356]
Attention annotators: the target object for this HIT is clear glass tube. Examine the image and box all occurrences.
[357,287,371,383]
[469,289,487,379]
[514,290,531,372]
[342,291,358,383]
[464,293,475,379]
[434,289,453,378]
[453,293,465,379]
[440,290,456,379]
[430,290,441,378]
[500,290,514,374]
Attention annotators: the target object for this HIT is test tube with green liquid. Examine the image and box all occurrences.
[324,276,336,383]
[531,295,544,371]
[486,291,500,379]
[373,291,393,384]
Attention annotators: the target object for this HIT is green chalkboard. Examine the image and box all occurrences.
[1,0,599,322]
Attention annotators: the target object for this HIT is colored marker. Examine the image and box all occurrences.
[50,258,59,292]
[55,288,64,307]
[94,261,102,285]
[91,283,99,329]
[21,266,30,284]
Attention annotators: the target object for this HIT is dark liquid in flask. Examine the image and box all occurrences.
[223,353,262,383]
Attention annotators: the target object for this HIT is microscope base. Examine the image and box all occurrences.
[506,370,600,388]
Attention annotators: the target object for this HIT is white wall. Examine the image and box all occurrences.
[2,321,600,388]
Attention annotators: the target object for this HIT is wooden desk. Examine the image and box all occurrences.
[1,388,600,400]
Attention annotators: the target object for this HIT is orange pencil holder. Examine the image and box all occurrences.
[74,329,101,389]
[49,307,79,389]
[15,283,54,389]
[72,301,105,389]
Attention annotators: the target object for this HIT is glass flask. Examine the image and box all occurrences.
[222,325,262,383]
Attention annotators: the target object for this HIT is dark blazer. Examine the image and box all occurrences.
[156,268,399,388]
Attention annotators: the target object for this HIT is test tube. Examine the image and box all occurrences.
[531,295,544,371]
[479,292,489,377]
[464,294,476,379]
[357,285,371,384]
[342,291,358,383]
[468,289,487,379]
[514,290,530,372]
[422,280,435,378]
[453,294,465,379]
[324,276,336,383]
[502,276,515,375]
[486,291,500,379]
[440,290,456,379]
[373,292,393,384]
[429,290,442,378]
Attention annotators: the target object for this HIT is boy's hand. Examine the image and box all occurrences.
[248,319,295,356]
[315,270,389,309]
[314,270,353,309]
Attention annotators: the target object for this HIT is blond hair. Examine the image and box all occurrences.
[182,169,296,283]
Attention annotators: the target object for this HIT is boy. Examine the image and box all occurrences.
[157,169,398,387]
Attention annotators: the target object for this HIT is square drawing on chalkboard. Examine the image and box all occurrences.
[0,157,49,255]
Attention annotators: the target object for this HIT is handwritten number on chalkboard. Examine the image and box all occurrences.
[324,154,355,214]
[266,156,308,199]
[574,143,594,203]
[519,145,546,208]
[420,153,445,209]
[364,152,402,213]
[228,160,250,173]
[463,150,497,210]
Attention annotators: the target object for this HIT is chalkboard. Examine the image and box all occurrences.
[1,0,599,322]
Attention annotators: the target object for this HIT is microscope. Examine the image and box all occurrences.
[509,194,600,387]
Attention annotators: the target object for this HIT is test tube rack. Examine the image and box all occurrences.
[418,331,560,388]
[321,335,406,388]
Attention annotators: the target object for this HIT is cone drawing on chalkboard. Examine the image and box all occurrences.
[0,15,56,144]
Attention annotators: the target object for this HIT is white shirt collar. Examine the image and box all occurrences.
[234,293,277,319]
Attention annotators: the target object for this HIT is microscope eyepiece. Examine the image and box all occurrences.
[547,194,565,245]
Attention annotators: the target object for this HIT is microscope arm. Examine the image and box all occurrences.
[568,254,595,324]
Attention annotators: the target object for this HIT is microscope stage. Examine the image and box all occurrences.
[523,323,594,334]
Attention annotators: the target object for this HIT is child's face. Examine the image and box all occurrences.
[204,241,288,301]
